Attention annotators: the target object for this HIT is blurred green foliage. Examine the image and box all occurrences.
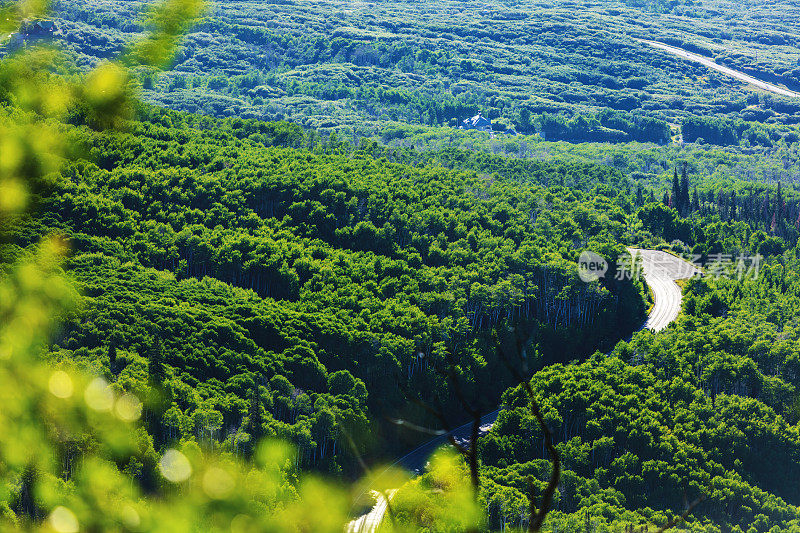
[0,2,500,531]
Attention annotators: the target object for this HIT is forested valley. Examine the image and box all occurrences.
[3,0,800,532]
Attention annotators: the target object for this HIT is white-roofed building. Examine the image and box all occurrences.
[459,113,493,133]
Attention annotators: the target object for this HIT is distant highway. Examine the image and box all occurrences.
[638,39,800,98]
[347,249,700,532]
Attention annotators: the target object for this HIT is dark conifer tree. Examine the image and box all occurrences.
[680,163,690,214]
[145,337,169,446]
[147,337,167,387]
[13,465,41,520]
[108,336,118,373]
[248,383,264,453]
[672,168,680,212]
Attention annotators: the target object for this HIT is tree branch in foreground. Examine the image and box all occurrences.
[654,494,705,533]
[494,326,561,532]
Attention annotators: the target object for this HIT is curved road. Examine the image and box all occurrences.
[628,248,701,332]
[638,39,800,98]
[348,490,396,533]
[347,249,700,532]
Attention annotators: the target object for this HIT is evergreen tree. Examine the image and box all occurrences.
[145,337,169,446]
[108,335,118,373]
[636,184,644,206]
[672,168,681,212]
[147,337,167,387]
[680,163,690,214]
[693,186,700,213]
[248,382,264,452]
[13,465,41,520]
[518,107,532,133]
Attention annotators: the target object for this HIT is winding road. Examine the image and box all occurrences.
[628,248,701,332]
[348,490,396,533]
[638,39,800,98]
[347,249,700,532]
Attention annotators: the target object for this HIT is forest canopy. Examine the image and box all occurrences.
[3,0,800,531]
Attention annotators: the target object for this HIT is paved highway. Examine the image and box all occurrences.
[627,248,700,332]
[347,490,396,533]
[639,39,800,98]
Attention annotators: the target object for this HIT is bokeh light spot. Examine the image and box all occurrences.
[84,377,114,411]
[115,393,142,421]
[202,466,235,499]
[121,504,141,529]
[48,370,73,399]
[49,506,79,533]
[159,449,192,482]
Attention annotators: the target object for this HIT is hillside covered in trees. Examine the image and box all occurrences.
[10,104,651,473]
[4,0,800,531]
[7,102,800,531]
[30,0,800,143]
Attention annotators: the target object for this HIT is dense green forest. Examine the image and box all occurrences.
[7,99,800,531]
[4,0,800,531]
[12,104,650,472]
[477,261,800,532]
